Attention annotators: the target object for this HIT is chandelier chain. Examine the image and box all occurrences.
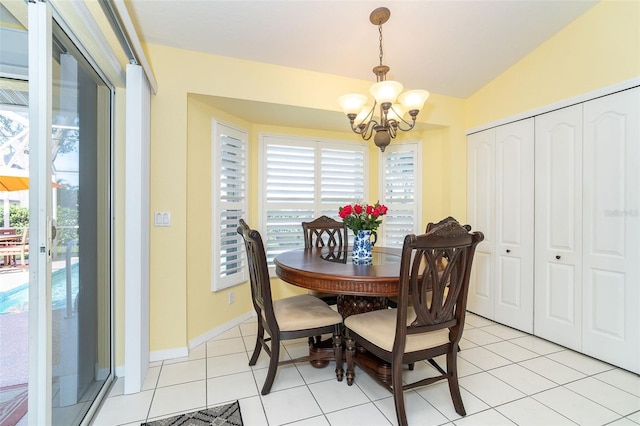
[378,24,384,68]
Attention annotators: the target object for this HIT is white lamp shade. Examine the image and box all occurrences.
[370,80,403,104]
[355,106,374,123]
[387,104,405,121]
[338,94,368,115]
[398,89,430,111]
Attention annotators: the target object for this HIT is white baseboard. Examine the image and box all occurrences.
[115,364,125,378]
[188,310,255,350]
[116,311,257,372]
[149,346,189,363]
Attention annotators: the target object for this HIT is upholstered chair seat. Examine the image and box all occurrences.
[344,307,450,353]
[272,294,342,331]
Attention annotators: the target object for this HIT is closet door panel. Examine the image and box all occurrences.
[467,129,495,318]
[534,105,583,350]
[495,119,534,332]
[582,87,639,373]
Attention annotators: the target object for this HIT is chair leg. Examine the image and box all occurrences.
[345,336,356,386]
[333,327,343,382]
[261,335,280,395]
[391,361,408,426]
[446,349,466,416]
[249,319,264,366]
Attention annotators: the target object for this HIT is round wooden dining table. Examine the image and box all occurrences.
[274,246,403,317]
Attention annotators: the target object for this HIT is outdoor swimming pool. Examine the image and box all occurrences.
[0,263,79,314]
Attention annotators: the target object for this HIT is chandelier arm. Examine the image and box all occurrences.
[355,102,377,129]
[353,118,378,141]
[386,124,397,141]
[388,115,417,132]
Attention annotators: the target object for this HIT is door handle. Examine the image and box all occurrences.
[506,249,511,253]
[555,255,561,260]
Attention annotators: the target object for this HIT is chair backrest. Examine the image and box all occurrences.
[302,215,348,249]
[237,219,276,325]
[426,216,471,233]
[395,218,484,351]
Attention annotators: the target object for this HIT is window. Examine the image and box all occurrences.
[212,121,248,290]
[260,134,367,266]
[380,141,421,247]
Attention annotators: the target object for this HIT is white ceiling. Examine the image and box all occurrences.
[124,0,598,129]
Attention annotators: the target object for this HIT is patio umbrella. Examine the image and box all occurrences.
[0,174,30,192]
[0,170,63,227]
[0,172,63,192]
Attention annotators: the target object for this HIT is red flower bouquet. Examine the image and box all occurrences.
[338,201,388,234]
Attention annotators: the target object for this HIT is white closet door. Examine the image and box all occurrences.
[534,105,583,351]
[467,128,495,319]
[494,119,534,332]
[582,87,640,373]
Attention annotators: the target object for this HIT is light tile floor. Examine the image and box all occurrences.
[92,313,640,426]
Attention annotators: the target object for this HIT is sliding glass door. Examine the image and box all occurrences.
[48,20,113,425]
[0,1,115,424]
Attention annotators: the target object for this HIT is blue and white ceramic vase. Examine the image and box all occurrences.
[352,229,377,260]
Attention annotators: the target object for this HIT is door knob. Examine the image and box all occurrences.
[555,255,561,260]
[506,249,511,253]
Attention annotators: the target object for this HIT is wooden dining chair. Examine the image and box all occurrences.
[343,218,483,426]
[301,215,348,306]
[386,217,470,309]
[237,219,344,394]
[302,215,348,250]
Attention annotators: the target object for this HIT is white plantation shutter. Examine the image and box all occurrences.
[264,142,315,263]
[381,142,421,247]
[261,135,367,266]
[212,122,248,290]
[321,148,365,204]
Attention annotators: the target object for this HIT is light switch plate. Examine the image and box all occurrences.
[154,211,171,227]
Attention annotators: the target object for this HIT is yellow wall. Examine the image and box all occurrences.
[140,0,639,357]
[183,95,467,341]
[144,44,465,354]
[465,0,640,127]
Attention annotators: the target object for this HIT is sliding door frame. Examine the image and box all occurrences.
[27,2,53,424]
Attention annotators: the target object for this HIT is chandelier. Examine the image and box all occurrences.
[338,7,429,152]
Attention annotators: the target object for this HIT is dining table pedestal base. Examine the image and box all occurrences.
[308,336,333,368]
[353,349,393,384]
[308,295,390,369]
[336,295,388,318]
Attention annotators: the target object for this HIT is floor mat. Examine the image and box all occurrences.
[141,400,242,426]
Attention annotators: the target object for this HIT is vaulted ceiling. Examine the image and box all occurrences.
[125,1,598,99]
